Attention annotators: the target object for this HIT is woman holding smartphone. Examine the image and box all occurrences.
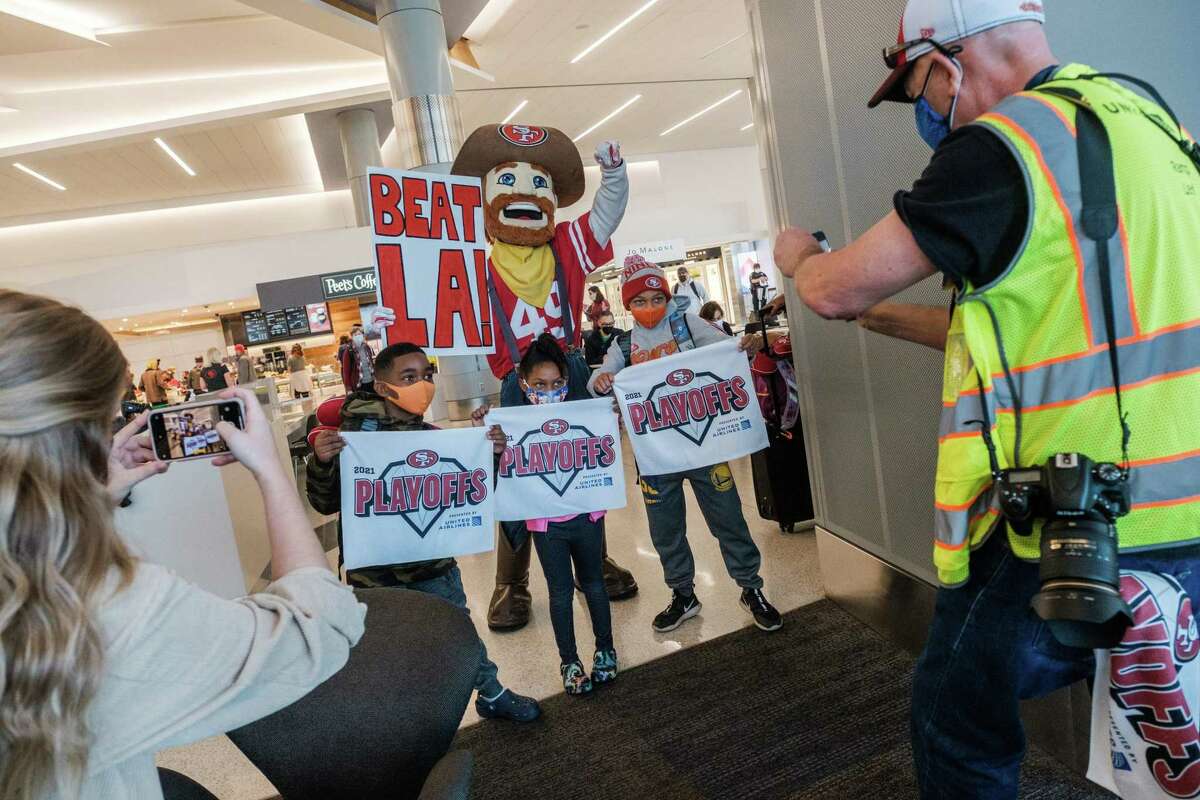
[0,290,365,800]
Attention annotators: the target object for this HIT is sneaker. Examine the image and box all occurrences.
[561,661,593,696]
[652,590,702,633]
[592,649,618,685]
[740,587,783,632]
[475,689,541,722]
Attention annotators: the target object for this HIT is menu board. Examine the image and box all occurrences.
[265,309,289,340]
[307,302,332,333]
[285,306,310,336]
[243,310,269,345]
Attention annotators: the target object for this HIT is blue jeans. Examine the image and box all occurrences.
[912,529,1200,799]
[531,515,613,663]
[401,567,503,699]
[639,463,764,592]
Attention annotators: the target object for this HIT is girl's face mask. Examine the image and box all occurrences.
[377,379,436,415]
[521,376,568,405]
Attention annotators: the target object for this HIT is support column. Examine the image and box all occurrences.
[336,108,383,227]
[374,0,496,420]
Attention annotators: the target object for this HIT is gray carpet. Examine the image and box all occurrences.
[453,599,1115,799]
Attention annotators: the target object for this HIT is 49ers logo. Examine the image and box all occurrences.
[542,418,569,436]
[353,449,487,537]
[1110,574,1200,796]
[627,369,751,445]
[499,419,617,496]
[499,124,548,147]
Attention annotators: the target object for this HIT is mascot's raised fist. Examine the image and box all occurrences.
[367,306,395,335]
[594,140,623,169]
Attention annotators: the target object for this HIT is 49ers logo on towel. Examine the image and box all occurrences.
[628,366,752,446]
[487,398,627,522]
[499,124,548,147]
[353,449,488,537]
[337,429,495,570]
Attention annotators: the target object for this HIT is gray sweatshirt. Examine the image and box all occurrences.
[587,309,730,395]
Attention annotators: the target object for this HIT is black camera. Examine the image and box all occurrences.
[997,452,1133,648]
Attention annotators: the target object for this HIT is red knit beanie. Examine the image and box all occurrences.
[619,254,673,308]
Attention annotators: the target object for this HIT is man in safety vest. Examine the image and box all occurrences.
[773,1,1200,797]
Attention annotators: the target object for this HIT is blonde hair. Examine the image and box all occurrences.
[0,290,135,799]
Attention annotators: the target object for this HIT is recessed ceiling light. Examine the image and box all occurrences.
[122,317,129,322]
[660,89,744,137]
[181,308,188,314]
[228,302,234,307]
[501,99,528,125]
[154,137,196,177]
[740,122,754,131]
[13,163,66,191]
[571,0,662,64]
[573,95,642,143]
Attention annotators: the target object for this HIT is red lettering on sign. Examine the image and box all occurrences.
[370,174,403,236]
[376,244,429,346]
[354,479,373,515]
[452,183,481,242]
[473,249,492,347]
[428,180,460,241]
[401,176,430,239]
[433,250,483,349]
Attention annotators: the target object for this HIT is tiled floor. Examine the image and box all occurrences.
[156,450,825,799]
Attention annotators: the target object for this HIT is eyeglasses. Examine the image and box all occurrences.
[882,37,962,69]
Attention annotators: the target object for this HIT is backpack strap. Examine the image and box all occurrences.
[617,330,632,367]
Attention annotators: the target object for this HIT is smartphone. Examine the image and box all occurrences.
[148,398,245,462]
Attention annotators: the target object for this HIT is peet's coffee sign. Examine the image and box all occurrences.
[321,268,377,300]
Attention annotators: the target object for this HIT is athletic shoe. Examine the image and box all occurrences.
[561,661,593,696]
[740,587,783,632]
[592,649,618,685]
[475,689,541,721]
[652,590,702,633]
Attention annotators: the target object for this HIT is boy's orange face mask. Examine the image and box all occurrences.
[377,379,436,415]
[631,306,668,328]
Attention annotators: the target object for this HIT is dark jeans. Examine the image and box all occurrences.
[639,463,764,592]
[498,348,593,551]
[912,530,1200,799]
[531,515,614,664]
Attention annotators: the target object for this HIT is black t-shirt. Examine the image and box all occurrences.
[894,65,1059,289]
[200,363,229,390]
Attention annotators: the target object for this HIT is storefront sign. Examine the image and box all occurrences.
[338,429,495,569]
[616,238,686,264]
[321,268,377,300]
[368,168,494,357]
[613,339,768,476]
[486,398,627,522]
[685,246,723,262]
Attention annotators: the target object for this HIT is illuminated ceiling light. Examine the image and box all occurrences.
[501,99,528,125]
[449,58,495,82]
[740,122,754,131]
[463,0,517,41]
[12,162,66,191]
[699,32,747,60]
[14,61,383,94]
[154,137,196,176]
[573,95,641,143]
[181,308,189,314]
[121,317,129,321]
[660,89,743,136]
[571,0,662,64]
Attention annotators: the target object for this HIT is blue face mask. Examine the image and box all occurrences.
[914,96,951,149]
[525,384,568,405]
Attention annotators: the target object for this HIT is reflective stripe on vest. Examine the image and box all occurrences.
[931,64,1200,587]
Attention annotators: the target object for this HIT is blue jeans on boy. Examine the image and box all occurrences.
[912,529,1200,799]
[401,566,503,699]
[639,463,764,592]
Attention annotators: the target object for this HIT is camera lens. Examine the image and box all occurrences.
[1031,517,1132,648]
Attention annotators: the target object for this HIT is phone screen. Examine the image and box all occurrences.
[150,401,243,461]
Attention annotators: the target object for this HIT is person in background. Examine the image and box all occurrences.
[200,348,230,392]
[698,301,735,336]
[288,344,312,399]
[672,265,708,313]
[488,333,617,696]
[0,289,364,800]
[139,359,169,407]
[590,255,782,634]
[347,325,375,394]
[234,344,254,386]
[122,368,138,403]
[583,311,623,368]
[584,285,611,329]
[748,263,770,310]
[336,334,356,392]
[188,356,206,397]
[306,342,541,722]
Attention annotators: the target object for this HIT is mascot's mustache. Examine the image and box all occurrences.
[485,193,556,246]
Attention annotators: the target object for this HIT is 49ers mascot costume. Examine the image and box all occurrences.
[452,123,638,630]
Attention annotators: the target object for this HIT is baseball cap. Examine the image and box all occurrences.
[868,0,1046,108]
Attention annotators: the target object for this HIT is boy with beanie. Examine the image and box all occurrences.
[588,255,783,633]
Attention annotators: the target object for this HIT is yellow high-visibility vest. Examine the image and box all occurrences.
[933,64,1200,587]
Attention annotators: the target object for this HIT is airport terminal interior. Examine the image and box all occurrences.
[1,1,1197,799]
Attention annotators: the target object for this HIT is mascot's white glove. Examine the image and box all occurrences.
[366,306,395,336]
[590,140,628,246]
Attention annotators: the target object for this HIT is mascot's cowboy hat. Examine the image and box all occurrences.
[452,123,586,208]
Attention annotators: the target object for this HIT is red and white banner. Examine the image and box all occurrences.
[368,168,495,356]
[486,398,626,522]
[338,429,494,569]
[613,339,768,476]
